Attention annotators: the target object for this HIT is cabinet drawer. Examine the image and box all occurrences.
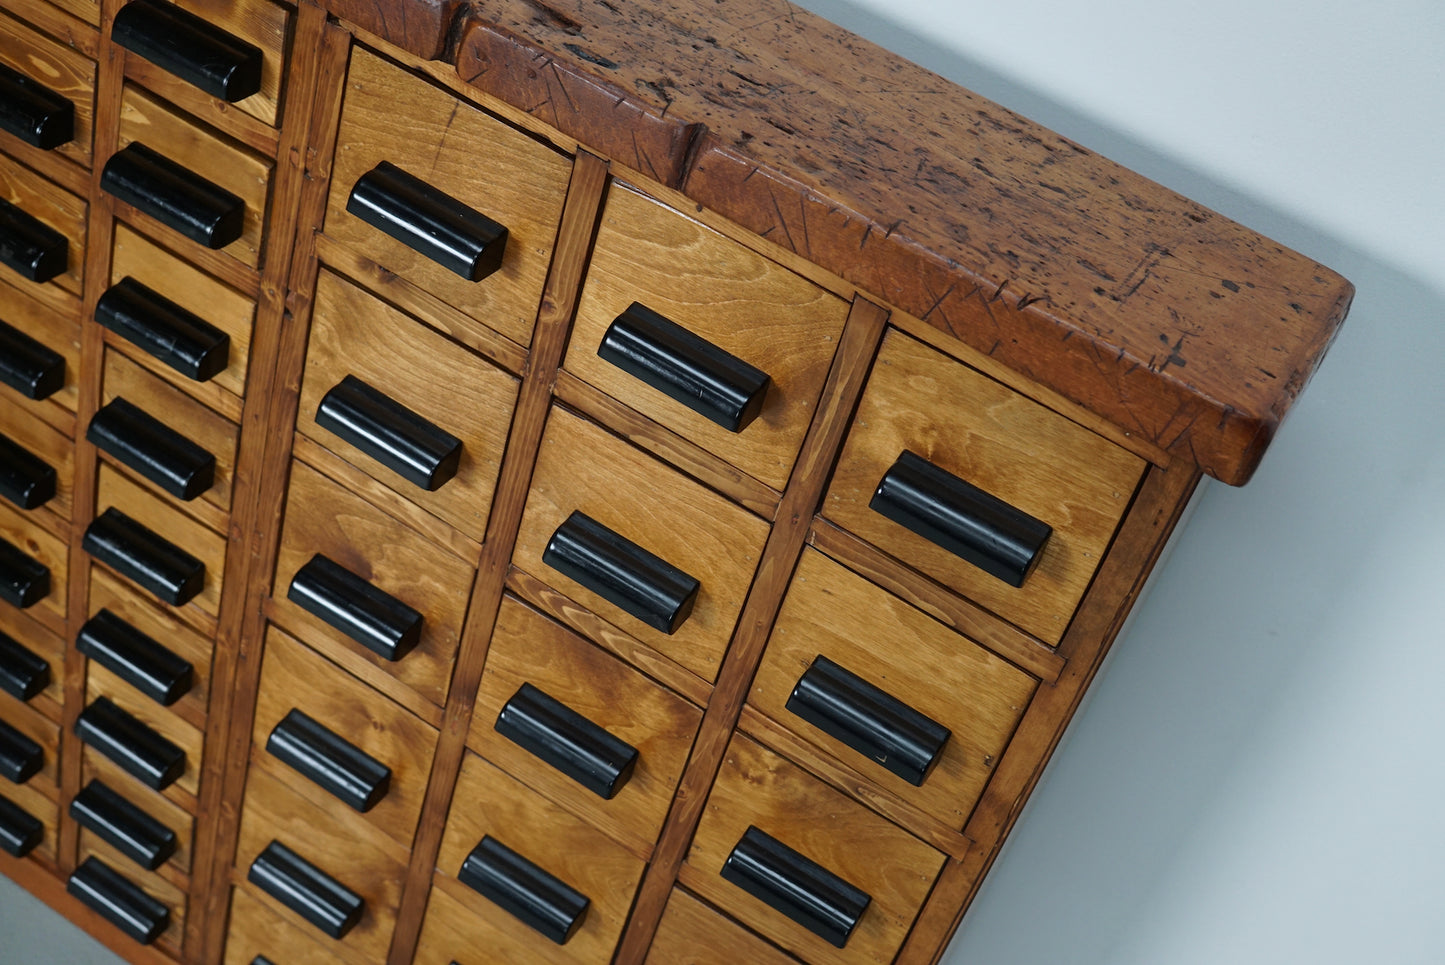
[297,270,519,545]
[85,657,203,799]
[513,406,771,683]
[325,47,572,348]
[750,548,1036,830]
[1,151,86,297]
[683,734,944,965]
[646,889,801,965]
[1,779,57,863]
[0,9,96,166]
[468,595,702,856]
[0,277,80,425]
[0,607,65,711]
[567,184,850,490]
[0,500,68,629]
[824,330,1147,644]
[0,690,59,789]
[77,833,186,953]
[81,751,196,873]
[224,885,348,965]
[40,0,98,26]
[0,404,72,520]
[436,751,646,964]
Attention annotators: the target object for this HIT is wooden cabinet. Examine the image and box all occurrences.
[0,1,1352,964]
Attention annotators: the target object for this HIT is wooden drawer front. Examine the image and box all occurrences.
[0,500,68,630]
[82,751,196,872]
[646,889,802,965]
[115,85,273,268]
[0,9,96,166]
[0,277,80,426]
[0,608,65,711]
[224,885,352,965]
[298,270,520,546]
[236,764,407,961]
[514,406,771,683]
[567,184,849,490]
[436,751,647,964]
[107,225,255,412]
[0,151,86,296]
[750,548,1035,830]
[468,596,702,857]
[1,778,58,863]
[683,734,944,965]
[272,458,474,711]
[325,47,572,348]
[0,690,60,789]
[824,330,1147,644]
[252,626,438,851]
[41,0,99,26]
[0,404,72,521]
[78,834,186,953]
[86,660,204,799]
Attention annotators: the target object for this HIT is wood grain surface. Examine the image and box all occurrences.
[0,499,69,633]
[0,606,65,711]
[645,888,802,965]
[0,8,96,168]
[0,777,57,864]
[0,687,61,788]
[85,661,205,800]
[80,748,197,875]
[0,277,81,431]
[0,403,74,522]
[0,150,87,298]
[77,833,187,954]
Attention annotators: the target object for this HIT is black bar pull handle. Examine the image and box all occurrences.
[721,825,871,949]
[0,317,66,400]
[542,511,699,635]
[0,536,49,610]
[0,792,43,857]
[0,198,68,284]
[346,161,508,282]
[0,630,50,702]
[598,302,771,433]
[248,840,364,939]
[0,432,57,510]
[286,554,423,662]
[100,142,244,250]
[316,375,462,492]
[870,450,1053,588]
[111,0,263,103]
[265,709,391,814]
[496,683,638,800]
[75,609,193,707]
[787,655,951,787]
[82,507,205,607]
[74,696,185,791]
[95,277,230,382]
[66,856,169,945]
[87,397,216,501]
[0,62,75,150]
[458,836,589,945]
[0,719,43,784]
[69,779,177,871]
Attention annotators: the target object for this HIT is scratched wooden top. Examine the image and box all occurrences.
[324,0,1353,485]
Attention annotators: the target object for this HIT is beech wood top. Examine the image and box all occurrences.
[321,0,1352,484]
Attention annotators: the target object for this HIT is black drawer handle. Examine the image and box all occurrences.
[69,779,177,871]
[76,609,193,707]
[0,792,43,857]
[542,511,699,635]
[0,432,57,510]
[0,630,50,702]
[286,554,423,662]
[598,302,771,433]
[0,317,66,401]
[0,718,43,784]
[95,277,230,382]
[87,397,216,501]
[870,450,1053,588]
[787,655,951,787]
[458,836,589,946]
[0,535,49,610]
[248,840,364,939]
[316,375,462,492]
[112,0,263,103]
[74,696,185,791]
[66,856,170,945]
[266,709,391,814]
[82,507,205,607]
[0,197,68,284]
[100,142,245,250]
[721,825,871,949]
[496,682,638,800]
[0,62,75,150]
[346,161,508,282]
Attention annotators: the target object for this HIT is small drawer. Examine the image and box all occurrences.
[567,184,850,491]
[66,854,174,947]
[513,406,770,683]
[41,0,99,26]
[0,607,65,711]
[0,276,82,422]
[0,152,86,296]
[251,626,438,851]
[298,270,519,545]
[824,330,1147,644]
[0,690,60,789]
[111,85,273,267]
[81,663,201,796]
[0,9,97,166]
[272,459,474,710]
[469,596,702,856]
[223,885,346,965]
[72,777,183,872]
[236,764,407,960]
[0,500,68,628]
[0,404,73,519]
[82,750,196,872]
[435,751,646,963]
[646,889,801,965]
[325,47,572,348]
[683,734,944,965]
[1,780,58,862]
[77,834,186,953]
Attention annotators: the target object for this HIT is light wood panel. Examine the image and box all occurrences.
[77,834,186,955]
[0,277,80,428]
[85,662,205,800]
[0,403,74,522]
[0,150,86,298]
[223,884,363,965]
[645,889,801,965]
[0,779,57,864]
[0,500,68,632]
[0,607,65,712]
[0,8,96,167]
[0,688,61,789]
[413,872,582,965]
[37,0,96,26]
[78,750,197,874]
